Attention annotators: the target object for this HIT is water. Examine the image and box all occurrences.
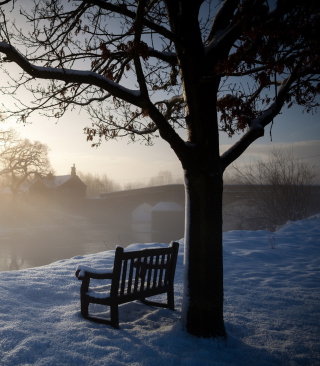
[0,222,153,272]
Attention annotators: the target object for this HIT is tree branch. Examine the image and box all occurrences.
[221,62,311,170]
[207,0,239,44]
[146,101,188,165]
[133,0,149,99]
[0,0,13,5]
[147,48,178,66]
[155,94,184,120]
[0,42,143,107]
[81,0,179,44]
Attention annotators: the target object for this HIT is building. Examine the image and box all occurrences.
[28,164,86,208]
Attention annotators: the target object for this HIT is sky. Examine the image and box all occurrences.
[2,101,318,186]
[0,213,319,365]
[0,1,319,186]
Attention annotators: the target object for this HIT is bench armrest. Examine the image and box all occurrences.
[75,265,114,280]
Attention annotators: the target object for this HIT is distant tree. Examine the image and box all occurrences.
[77,171,120,197]
[231,148,318,230]
[0,0,320,338]
[123,170,183,189]
[0,128,16,188]
[0,129,52,205]
[149,170,174,186]
[123,180,146,190]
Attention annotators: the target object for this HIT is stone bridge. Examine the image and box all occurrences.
[87,184,184,226]
[86,184,244,226]
[86,183,320,224]
[86,183,320,241]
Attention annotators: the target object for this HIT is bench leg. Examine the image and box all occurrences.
[81,297,89,317]
[110,304,119,329]
[167,287,175,310]
[80,278,90,318]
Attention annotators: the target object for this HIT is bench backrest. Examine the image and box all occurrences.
[110,242,179,303]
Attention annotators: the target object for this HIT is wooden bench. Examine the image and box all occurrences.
[75,242,179,329]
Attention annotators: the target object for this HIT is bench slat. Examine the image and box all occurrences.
[133,257,141,293]
[146,255,153,290]
[120,259,128,296]
[158,254,165,287]
[127,259,134,294]
[152,255,160,289]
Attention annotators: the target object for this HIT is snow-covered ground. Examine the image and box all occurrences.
[0,215,319,366]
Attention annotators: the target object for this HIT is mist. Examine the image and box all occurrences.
[1,162,319,272]
[0,176,186,272]
[0,201,165,272]
[0,179,238,272]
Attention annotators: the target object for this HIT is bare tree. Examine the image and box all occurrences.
[149,170,174,186]
[0,128,16,188]
[123,180,146,190]
[231,148,318,230]
[0,129,52,205]
[0,0,320,338]
[78,171,120,197]
[123,170,183,189]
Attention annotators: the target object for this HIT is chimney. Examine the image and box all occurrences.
[71,164,76,176]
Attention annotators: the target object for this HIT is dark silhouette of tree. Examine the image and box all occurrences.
[231,148,318,230]
[0,0,319,338]
[0,129,52,205]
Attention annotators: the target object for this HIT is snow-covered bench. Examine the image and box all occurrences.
[75,242,179,329]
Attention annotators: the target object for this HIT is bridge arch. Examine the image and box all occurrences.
[86,183,318,234]
[132,203,152,223]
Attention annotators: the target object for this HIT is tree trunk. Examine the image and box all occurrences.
[182,167,226,338]
[164,1,226,338]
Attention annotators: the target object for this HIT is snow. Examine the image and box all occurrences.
[182,175,190,328]
[27,175,74,190]
[1,215,320,366]
[76,265,113,278]
[47,175,73,188]
[0,42,141,99]
[30,65,141,97]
